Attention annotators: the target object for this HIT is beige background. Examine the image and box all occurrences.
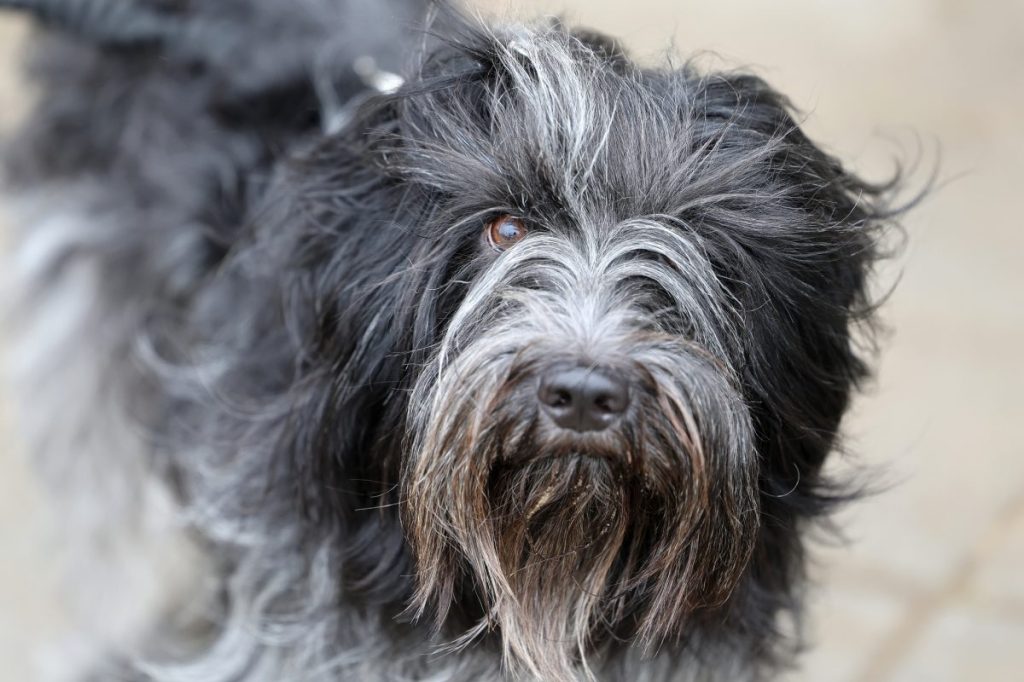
[2,0,1023,680]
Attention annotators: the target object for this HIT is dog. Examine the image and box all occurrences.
[0,1,907,680]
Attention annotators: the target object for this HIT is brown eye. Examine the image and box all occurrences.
[485,215,528,251]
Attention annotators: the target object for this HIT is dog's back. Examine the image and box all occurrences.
[1,1,424,677]
[5,0,423,309]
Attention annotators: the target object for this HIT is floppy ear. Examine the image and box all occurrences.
[676,70,898,474]
[672,69,906,622]
[219,95,457,606]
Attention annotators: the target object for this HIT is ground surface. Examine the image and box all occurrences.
[2,1,1023,680]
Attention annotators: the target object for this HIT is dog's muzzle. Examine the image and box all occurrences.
[402,226,760,679]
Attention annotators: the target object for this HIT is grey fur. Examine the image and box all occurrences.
[1,2,906,681]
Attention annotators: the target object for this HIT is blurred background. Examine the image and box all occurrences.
[1,1,1022,680]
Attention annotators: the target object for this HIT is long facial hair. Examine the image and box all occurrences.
[402,226,761,681]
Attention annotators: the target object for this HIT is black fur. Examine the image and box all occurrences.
[1,2,905,680]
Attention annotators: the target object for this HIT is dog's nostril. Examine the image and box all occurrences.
[593,393,620,413]
[538,366,630,432]
[549,389,572,407]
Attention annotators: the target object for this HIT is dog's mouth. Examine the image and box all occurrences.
[489,448,624,513]
[501,427,633,467]
[488,422,642,537]
[404,338,761,680]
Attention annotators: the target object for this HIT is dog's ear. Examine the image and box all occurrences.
[675,69,907,615]
[680,70,897,466]
[232,121,431,606]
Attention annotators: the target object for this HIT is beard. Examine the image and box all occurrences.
[402,331,761,681]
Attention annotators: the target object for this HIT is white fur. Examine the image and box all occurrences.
[1,192,207,682]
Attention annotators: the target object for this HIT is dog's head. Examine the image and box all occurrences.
[254,17,899,681]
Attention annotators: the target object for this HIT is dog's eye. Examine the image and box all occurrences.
[485,215,528,251]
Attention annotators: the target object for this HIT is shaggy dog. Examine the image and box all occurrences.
[0,1,906,680]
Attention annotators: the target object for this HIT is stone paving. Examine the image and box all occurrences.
[2,1,1023,680]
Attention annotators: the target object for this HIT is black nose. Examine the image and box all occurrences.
[538,365,630,432]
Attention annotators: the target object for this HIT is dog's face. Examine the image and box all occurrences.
[405,208,760,677]
[280,20,890,681]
